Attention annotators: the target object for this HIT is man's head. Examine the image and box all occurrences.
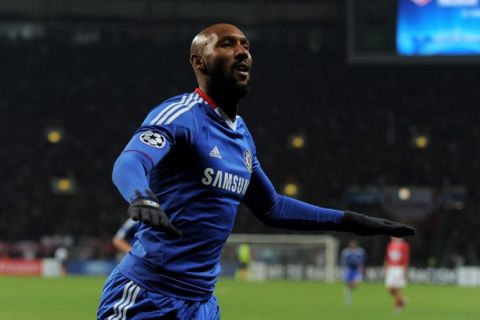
[190,23,252,99]
[349,240,358,249]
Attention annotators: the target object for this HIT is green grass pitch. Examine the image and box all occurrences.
[0,276,478,319]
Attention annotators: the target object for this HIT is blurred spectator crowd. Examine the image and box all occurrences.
[1,20,479,266]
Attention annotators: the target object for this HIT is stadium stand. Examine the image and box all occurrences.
[1,20,479,266]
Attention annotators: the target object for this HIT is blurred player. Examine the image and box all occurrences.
[236,243,251,281]
[340,239,365,305]
[54,246,69,276]
[97,23,415,319]
[112,218,140,254]
[384,237,410,313]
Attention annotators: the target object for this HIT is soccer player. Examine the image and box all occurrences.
[97,23,415,319]
[112,218,140,254]
[340,239,365,305]
[236,243,251,282]
[384,237,410,313]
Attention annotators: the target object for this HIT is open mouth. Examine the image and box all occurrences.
[235,65,249,72]
[233,63,249,74]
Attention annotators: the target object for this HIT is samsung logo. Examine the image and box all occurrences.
[201,168,250,195]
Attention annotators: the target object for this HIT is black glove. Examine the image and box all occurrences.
[339,211,416,237]
[128,190,182,238]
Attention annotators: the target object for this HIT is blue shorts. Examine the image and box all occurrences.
[97,268,220,320]
[344,268,362,284]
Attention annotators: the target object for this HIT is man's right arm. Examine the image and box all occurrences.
[112,150,157,202]
[112,127,181,237]
[112,127,173,202]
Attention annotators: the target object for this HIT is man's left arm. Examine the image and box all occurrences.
[242,163,415,237]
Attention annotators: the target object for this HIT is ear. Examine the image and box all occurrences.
[190,54,205,71]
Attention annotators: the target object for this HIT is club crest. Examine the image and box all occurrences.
[244,149,252,173]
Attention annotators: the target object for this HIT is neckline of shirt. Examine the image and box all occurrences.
[194,87,239,131]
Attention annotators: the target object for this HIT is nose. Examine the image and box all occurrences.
[235,43,249,60]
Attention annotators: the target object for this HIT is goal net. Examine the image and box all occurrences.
[221,234,340,282]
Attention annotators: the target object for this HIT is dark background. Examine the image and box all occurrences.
[1,0,479,266]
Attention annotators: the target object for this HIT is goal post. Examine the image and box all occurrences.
[222,234,340,282]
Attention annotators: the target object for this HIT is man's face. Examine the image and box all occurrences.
[203,26,252,92]
[349,240,357,249]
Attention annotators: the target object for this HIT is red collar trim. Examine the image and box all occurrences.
[195,88,218,109]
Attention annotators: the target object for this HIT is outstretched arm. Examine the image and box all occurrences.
[112,129,181,238]
[243,165,415,237]
[112,150,155,203]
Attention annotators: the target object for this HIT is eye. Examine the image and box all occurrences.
[221,40,233,48]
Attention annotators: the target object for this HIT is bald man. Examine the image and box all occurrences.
[97,23,415,319]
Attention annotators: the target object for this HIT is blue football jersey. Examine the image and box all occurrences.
[340,247,366,270]
[112,88,344,301]
[116,88,257,300]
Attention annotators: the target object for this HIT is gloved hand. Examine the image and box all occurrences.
[340,211,416,237]
[128,190,182,238]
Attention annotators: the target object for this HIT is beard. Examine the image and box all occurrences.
[208,71,248,101]
[206,59,250,97]
[229,82,248,99]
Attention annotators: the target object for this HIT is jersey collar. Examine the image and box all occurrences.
[195,87,218,109]
[194,87,238,131]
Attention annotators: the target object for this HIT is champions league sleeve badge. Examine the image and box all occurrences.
[243,149,252,173]
[139,131,167,149]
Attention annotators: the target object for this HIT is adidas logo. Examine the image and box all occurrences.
[209,146,222,159]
